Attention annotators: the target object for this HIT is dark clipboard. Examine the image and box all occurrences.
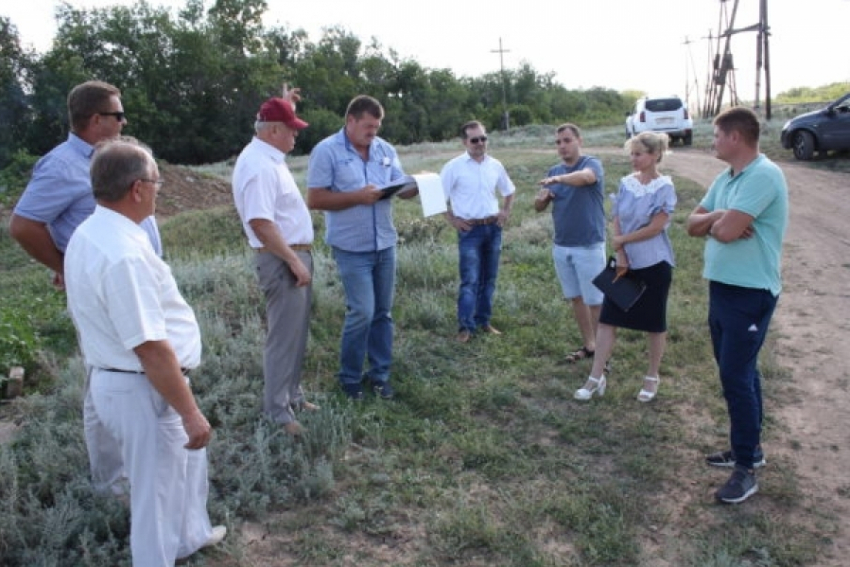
[378,176,417,200]
[592,257,647,312]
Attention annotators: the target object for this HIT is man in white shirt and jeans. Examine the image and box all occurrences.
[441,120,516,343]
[64,137,224,565]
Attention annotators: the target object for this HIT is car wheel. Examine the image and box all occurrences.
[684,133,693,146]
[792,131,815,160]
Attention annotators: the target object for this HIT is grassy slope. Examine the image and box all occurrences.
[0,123,829,566]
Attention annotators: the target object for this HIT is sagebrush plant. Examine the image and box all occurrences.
[0,134,827,566]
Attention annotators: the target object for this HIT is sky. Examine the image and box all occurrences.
[4,0,850,108]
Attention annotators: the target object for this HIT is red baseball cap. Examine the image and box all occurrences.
[257,97,308,130]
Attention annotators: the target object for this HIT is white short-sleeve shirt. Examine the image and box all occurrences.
[440,153,516,219]
[232,137,313,249]
[64,206,201,371]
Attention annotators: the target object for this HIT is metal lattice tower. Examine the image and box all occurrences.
[702,0,772,119]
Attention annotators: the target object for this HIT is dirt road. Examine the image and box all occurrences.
[662,148,850,565]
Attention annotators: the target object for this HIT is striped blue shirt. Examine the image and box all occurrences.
[614,174,677,270]
[15,133,162,256]
[306,129,405,252]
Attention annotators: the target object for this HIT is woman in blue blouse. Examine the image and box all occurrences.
[575,131,677,402]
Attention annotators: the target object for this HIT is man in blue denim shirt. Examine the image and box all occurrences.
[306,95,417,400]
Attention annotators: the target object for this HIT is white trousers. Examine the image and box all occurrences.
[83,365,127,495]
[91,369,213,566]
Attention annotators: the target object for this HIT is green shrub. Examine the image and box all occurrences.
[0,308,42,379]
[0,150,38,206]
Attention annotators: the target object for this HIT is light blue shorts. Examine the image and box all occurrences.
[552,242,606,305]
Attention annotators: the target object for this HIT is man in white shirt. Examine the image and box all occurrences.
[441,121,516,343]
[232,93,317,435]
[64,138,224,565]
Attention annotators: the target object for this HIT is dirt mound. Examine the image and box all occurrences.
[156,164,233,218]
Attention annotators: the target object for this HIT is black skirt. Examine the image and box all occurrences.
[599,261,672,333]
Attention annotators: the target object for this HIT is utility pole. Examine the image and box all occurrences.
[704,0,741,118]
[491,37,510,130]
[756,0,772,119]
[683,36,702,116]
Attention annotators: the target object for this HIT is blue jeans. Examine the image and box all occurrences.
[708,282,778,469]
[332,246,396,388]
[457,224,502,332]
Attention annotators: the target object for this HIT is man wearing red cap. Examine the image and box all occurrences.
[232,90,318,435]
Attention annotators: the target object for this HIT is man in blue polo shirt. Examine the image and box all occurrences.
[306,95,417,400]
[10,80,162,498]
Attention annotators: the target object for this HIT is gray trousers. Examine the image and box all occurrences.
[255,250,312,424]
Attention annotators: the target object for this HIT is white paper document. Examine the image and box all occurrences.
[410,173,446,217]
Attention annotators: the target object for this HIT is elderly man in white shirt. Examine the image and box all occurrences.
[64,137,224,566]
[232,92,318,435]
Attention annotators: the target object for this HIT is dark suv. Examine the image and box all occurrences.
[780,92,850,160]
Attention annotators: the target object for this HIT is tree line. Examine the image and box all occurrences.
[0,0,637,170]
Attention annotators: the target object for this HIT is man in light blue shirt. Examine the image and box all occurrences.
[11,81,161,288]
[687,106,788,504]
[10,80,162,498]
[306,95,417,400]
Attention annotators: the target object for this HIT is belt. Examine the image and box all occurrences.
[256,244,312,253]
[100,367,192,376]
[465,216,498,226]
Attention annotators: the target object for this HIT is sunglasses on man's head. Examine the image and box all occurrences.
[468,136,488,144]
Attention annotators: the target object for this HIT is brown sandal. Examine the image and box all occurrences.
[565,346,594,363]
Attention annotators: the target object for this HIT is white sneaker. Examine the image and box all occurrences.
[176,525,227,564]
[203,525,227,549]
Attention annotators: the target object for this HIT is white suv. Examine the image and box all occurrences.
[625,96,693,145]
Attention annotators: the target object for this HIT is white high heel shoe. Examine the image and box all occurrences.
[637,376,659,402]
[574,375,606,401]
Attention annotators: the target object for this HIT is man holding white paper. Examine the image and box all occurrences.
[441,120,516,343]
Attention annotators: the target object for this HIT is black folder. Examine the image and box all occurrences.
[592,257,647,312]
